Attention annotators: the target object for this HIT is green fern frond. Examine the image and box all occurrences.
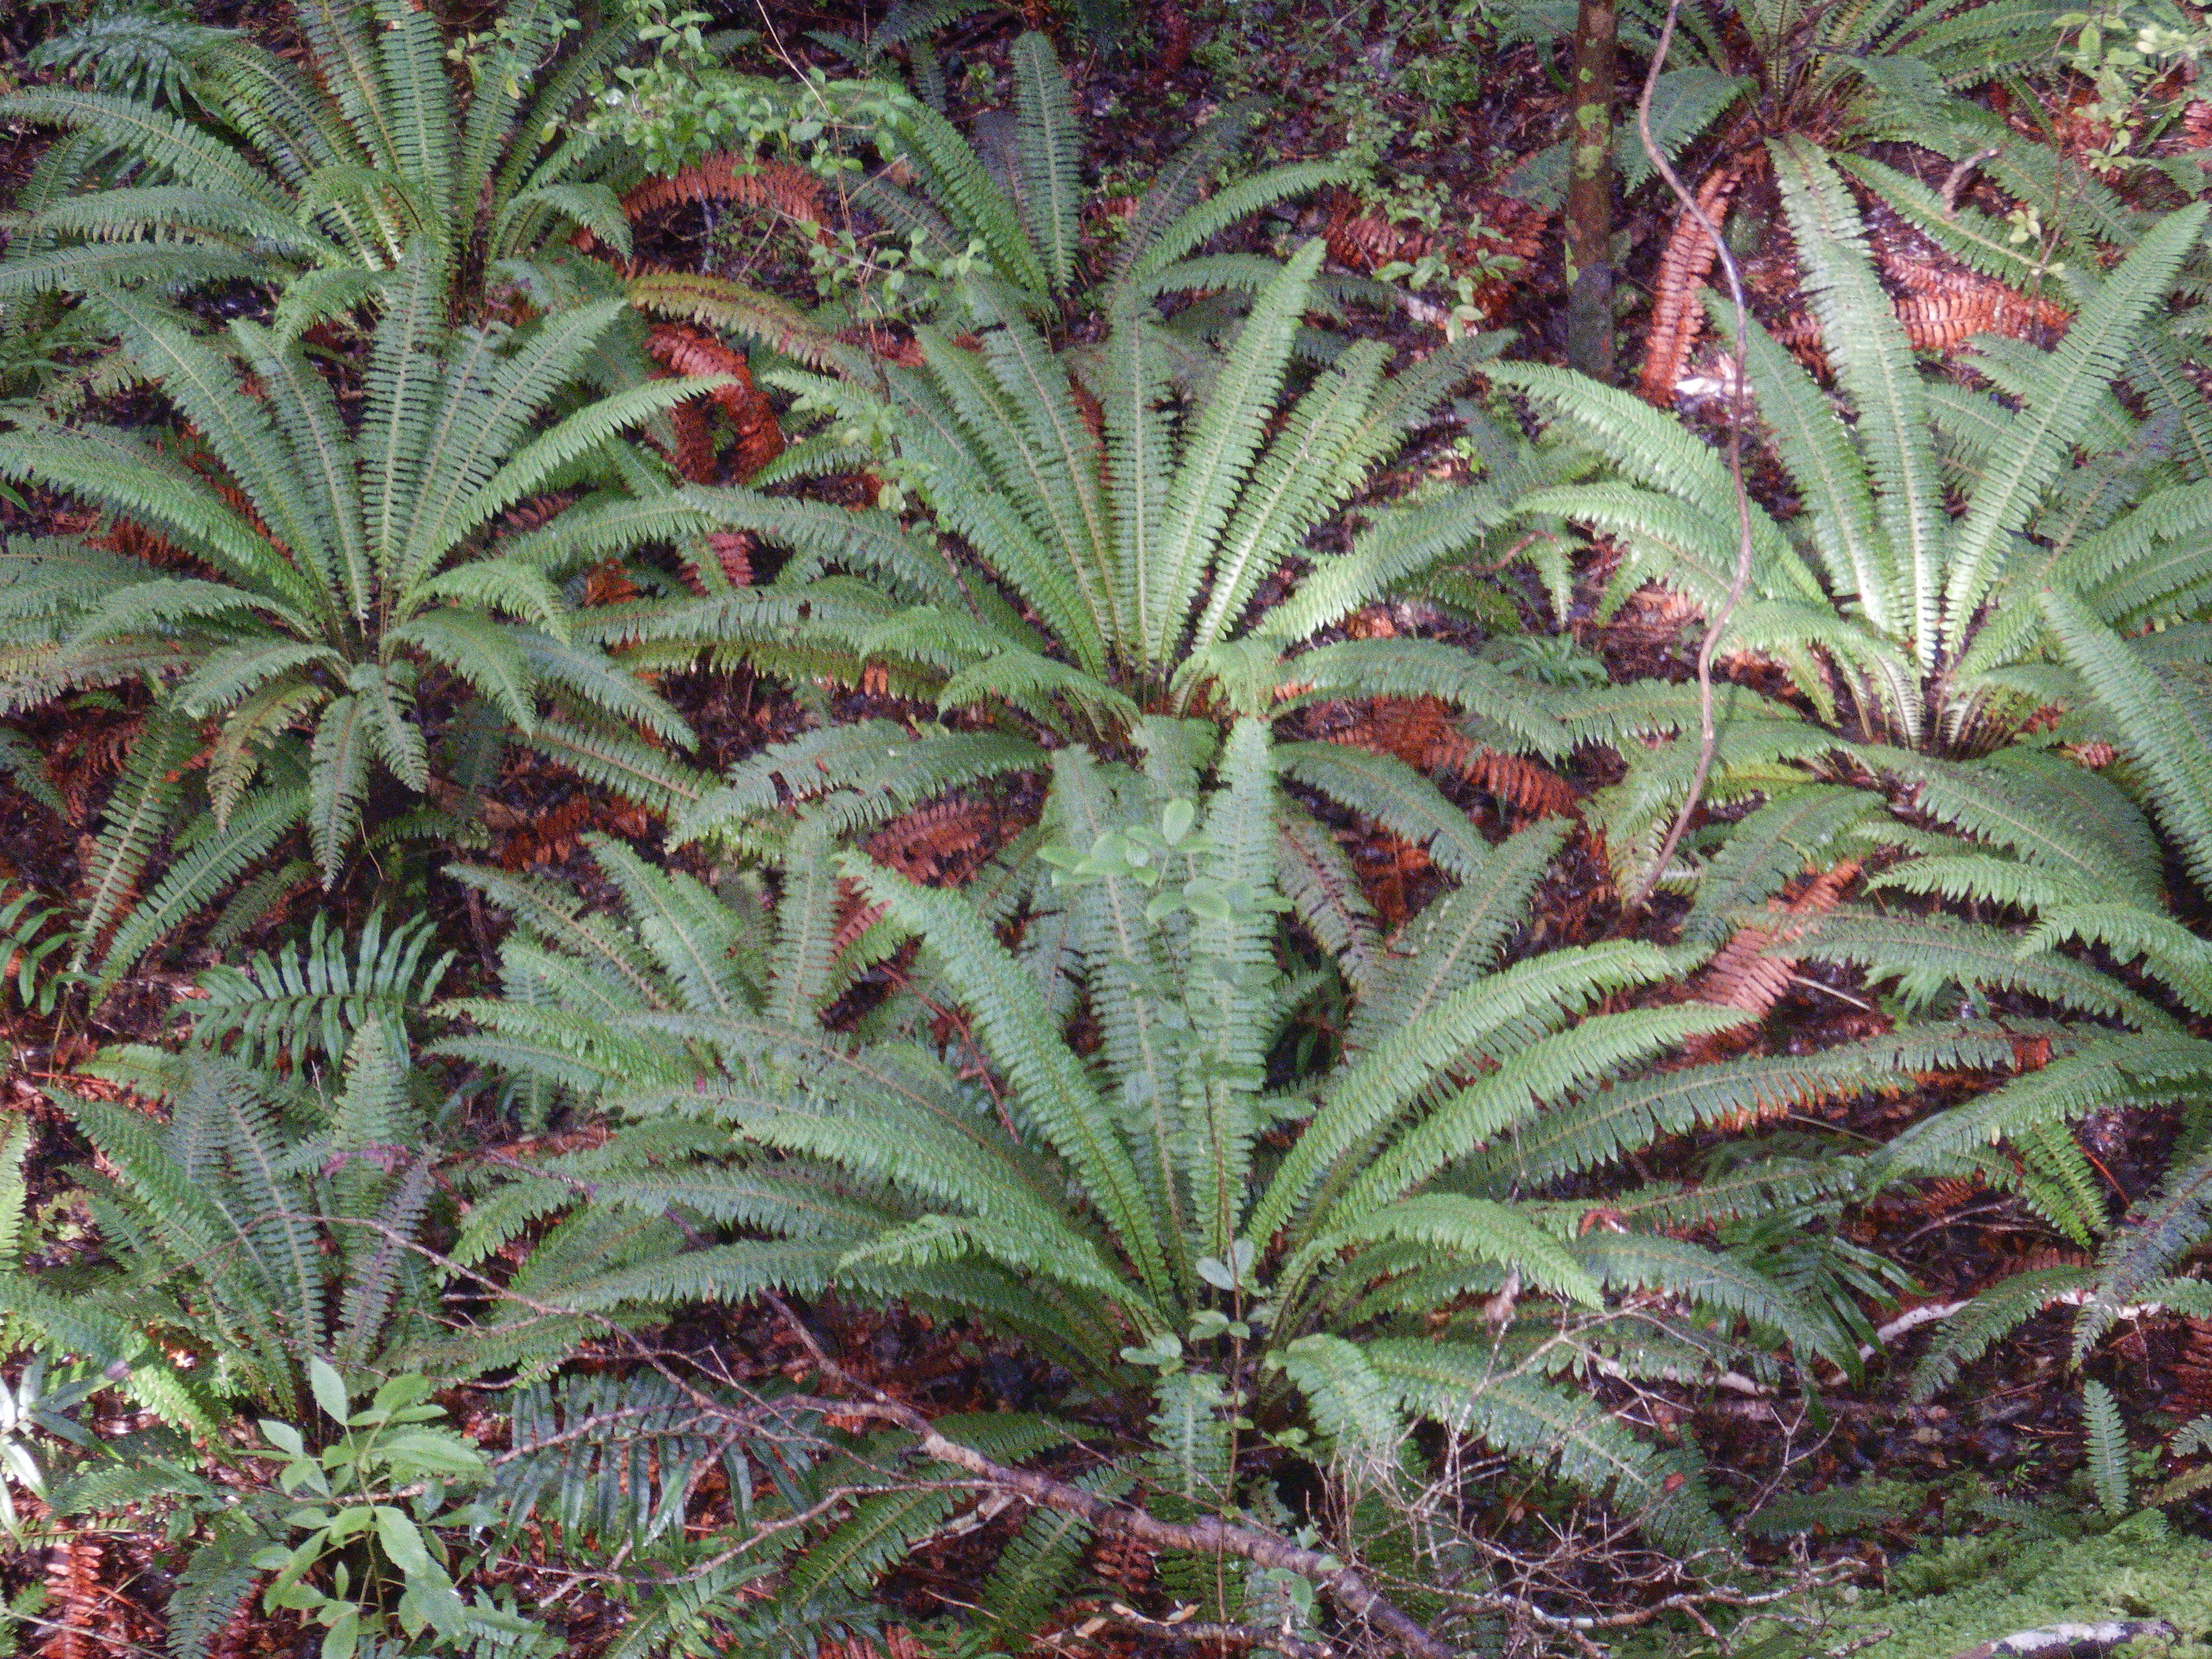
[2042,586,2212,892]
[2074,1145,2212,1361]
[1368,1340,1728,1555]
[1789,909,2176,1028]
[2081,1378,2132,1518]
[190,907,447,1070]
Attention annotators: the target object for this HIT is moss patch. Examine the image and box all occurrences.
[1738,1514,2212,1659]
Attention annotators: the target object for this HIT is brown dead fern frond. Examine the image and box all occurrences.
[41,1535,100,1659]
[1462,746,1581,820]
[642,325,785,481]
[1696,859,1863,1018]
[1322,196,1426,275]
[1328,696,1576,820]
[1639,164,1742,405]
[621,154,827,232]
[865,798,1003,889]
[666,397,718,485]
[2172,1320,2212,1417]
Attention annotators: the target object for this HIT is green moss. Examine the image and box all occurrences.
[1737,1514,2212,1659]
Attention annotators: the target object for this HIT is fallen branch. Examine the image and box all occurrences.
[763,1294,1455,1659]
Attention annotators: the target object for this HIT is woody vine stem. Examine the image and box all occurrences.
[1621,0,1761,920]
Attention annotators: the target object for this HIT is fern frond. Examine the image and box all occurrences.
[2081,1378,2131,1517]
[2074,1144,2212,1361]
[1368,1340,1728,1555]
[89,785,304,995]
[1789,909,2176,1029]
[1881,1033,2212,1173]
[191,907,446,1070]
[1943,206,2208,636]
[1010,34,1080,294]
[2042,586,2212,892]
[844,856,1177,1313]
[1769,135,1944,669]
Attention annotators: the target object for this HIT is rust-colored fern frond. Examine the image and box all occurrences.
[55,714,143,827]
[1461,746,1580,820]
[581,559,641,606]
[1639,164,1742,405]
[1351,829,1433,930]
[621,155,827,232]
[642,324,785,482]
[2172,1320,2212,1417]
[1867,203,2071,352]
[830,798,1022,950]
[1920,1174,1986,1215]
[1321,189,1427,275]
[1089,1529,1156,1595]
[704,531,753,589]
[41,1535,101,1659]
[831,888,888,954]
[666,397,717,485]
[1317,186,1545,330]
[1696,858,1863,1016]
[866,799,1003,889]
[1328,695,1576,820]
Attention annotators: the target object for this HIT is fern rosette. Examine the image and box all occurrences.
[0,267,728,983]
[441,722,1875,1600]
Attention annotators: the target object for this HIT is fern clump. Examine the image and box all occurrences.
[0,264,730,987]
[437,721,1875,1645]
[614,235,1576,965]
[846,30,1362,336]
[0,1021,448,1436]
[0,0,645,326]
[1502,143,2212,902]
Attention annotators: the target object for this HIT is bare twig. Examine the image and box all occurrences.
[1079,1604,1340,1659]
[1620,0,1762,921]
[761,1295,1455,1659]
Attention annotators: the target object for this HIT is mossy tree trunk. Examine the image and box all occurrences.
[1564,0,1618,383]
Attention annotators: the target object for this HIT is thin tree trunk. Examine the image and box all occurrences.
[1564,0,1619,382]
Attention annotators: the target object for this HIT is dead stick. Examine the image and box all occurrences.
[762,1294,1454,1659]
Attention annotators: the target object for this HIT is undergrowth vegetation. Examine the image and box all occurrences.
[0,0,2210,1656]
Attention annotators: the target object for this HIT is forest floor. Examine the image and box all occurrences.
[5,0,2212,1653]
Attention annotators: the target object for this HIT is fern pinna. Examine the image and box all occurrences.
[435,724,1874,1645]
[0,262,730,988]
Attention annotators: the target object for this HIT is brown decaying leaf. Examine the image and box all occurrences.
[1639,164,1742,405]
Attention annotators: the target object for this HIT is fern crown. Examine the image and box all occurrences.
[0,265,726,985]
